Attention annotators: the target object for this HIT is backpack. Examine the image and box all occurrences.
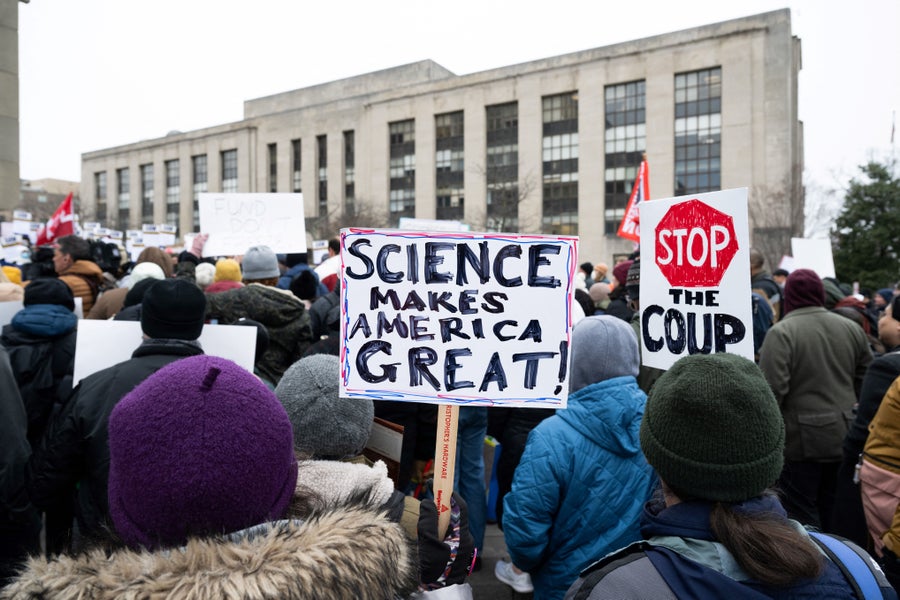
[808,532,897,599]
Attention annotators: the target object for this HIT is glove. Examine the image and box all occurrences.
[417,492,476,590]
[189,233,209,258]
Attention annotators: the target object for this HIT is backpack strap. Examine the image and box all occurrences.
[571,542,650,600]
[808,531,895,599]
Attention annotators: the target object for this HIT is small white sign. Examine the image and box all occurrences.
[72,320,258,386]
[199,193,307,256]
[791,238,835,279]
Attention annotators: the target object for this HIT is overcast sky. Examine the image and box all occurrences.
[17,0,899,193]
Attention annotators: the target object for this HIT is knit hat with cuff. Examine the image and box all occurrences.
[639,352,784,502]
[107,355,298,550]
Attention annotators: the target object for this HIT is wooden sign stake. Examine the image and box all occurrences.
[433,403,460,537]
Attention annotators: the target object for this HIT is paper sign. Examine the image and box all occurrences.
[398,217,471,232]
[72,320,258,386]
[339,228,577,408]
[638,188,754,370]
[199,193,307,256]
[0,301,23,329]
[791,238,835,279]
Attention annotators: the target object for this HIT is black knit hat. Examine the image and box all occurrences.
[625,258,641,299]
[140,279,207,340]
[24,277,75,311]
[640,352,784,502]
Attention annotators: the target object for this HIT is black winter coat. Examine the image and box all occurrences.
[26,338,204,541]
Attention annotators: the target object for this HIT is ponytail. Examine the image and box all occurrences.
[710,500,823,586]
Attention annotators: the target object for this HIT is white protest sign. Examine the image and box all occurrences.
[72,320,258,386]
[791,238,835,279]
[199,193,307,256]
[0,301,23,329]
[339,229,577,408]
[638,188,754,370]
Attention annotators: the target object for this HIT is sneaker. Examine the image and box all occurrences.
[494,559,534,593]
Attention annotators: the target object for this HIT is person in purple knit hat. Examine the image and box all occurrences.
[4,355,476,599]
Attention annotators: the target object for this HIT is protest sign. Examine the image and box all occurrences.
[199,193,307,256]
[72,320,257,386]
[791,237,835,279]
[0,301,23,329]
[339,228,577,408]
[638,188,754,370]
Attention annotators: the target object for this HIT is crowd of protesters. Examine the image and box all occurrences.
[0,234,899,599]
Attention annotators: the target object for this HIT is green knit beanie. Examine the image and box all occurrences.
[640,353,784,502]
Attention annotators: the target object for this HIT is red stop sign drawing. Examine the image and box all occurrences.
[655,199,738,287]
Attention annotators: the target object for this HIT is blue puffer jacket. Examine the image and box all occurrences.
[276,263,328,297]
[10,303,77,338]
[503,375,656,599]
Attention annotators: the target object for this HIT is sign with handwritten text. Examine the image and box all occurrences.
[339,229,578,408]
[199,193,307,256]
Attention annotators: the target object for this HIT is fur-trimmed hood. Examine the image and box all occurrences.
[3,505,418,599]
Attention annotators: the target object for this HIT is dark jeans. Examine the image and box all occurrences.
[777,459,840,531]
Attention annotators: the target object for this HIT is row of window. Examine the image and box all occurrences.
[95,67,722,236]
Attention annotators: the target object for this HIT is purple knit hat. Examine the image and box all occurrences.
[782,268,825,315]
[108,355,298,549]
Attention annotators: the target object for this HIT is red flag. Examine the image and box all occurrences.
[36,193,75,246]
[616,159,649,243]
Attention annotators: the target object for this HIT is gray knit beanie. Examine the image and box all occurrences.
[569,315,639,393]
[274,354,374,459]
[640,352,784,502]
[242,245,280,280]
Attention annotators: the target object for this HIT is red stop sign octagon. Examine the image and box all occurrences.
[655,199,738,287]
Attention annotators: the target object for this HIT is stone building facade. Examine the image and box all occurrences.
[80,9,802,266]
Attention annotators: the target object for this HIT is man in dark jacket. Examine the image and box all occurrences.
[0,346,40,587]
[205,245,313,385]
[26,279,207,547]
[2,278,77,447]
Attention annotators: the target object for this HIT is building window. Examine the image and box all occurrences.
[94,171,107,226]
[116,167,130,230]
[317,135,327,216]
[291,139,302,193]
[486,102,519,232]
[140,164,154,225]
[165,159,180,229]
[221,149,238,193]
[192,154,208,232]
[674,67,721,195]
[435,111,464,222]
[604,80,646,234]
[268,143,277,193]
[389,119,415,225]
[344,130,355,215]
[542,92,579,235]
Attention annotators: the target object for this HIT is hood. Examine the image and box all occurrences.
[3,504,417,600]
[558,375,646,456]
[243,284,306,325]
[61,259,104,280]
[8,304,77,338]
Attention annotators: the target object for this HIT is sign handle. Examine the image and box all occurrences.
[433,403,460,538]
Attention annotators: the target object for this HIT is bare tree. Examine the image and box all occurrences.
[747,177,803,270]
[304,197,391,241]
[468,163,539,233]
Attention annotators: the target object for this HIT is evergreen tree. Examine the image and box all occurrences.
[832,160,900,291]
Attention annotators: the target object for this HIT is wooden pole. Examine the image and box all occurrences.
[433,403,460,538]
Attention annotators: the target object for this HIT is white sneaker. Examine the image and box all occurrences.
[494,559,534,593]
